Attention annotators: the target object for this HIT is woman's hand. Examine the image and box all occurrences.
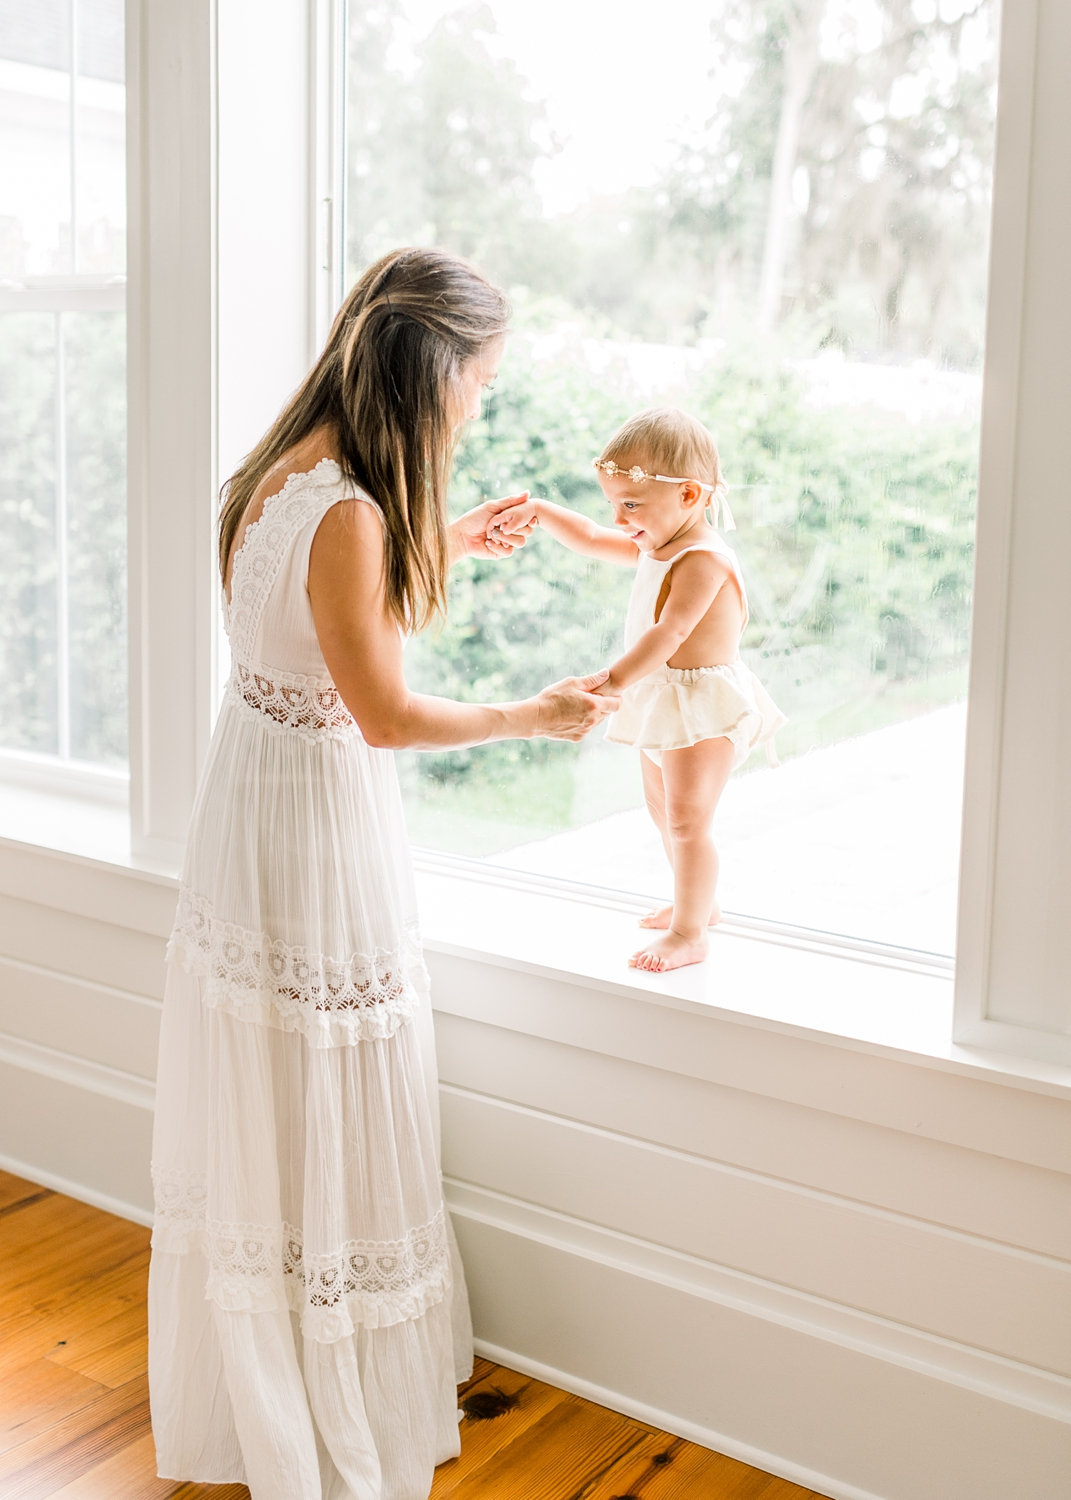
[533,669,621,741]
[450,493,538,562]
[486,494,540,542]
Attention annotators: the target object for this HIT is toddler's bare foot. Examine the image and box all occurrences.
[629,930,710,973]
[639,902,721,930]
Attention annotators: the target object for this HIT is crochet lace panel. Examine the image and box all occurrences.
[168,886,422,1044]
[225,457,344,661]
[227,659,358,743]
[152,1168,450,1338]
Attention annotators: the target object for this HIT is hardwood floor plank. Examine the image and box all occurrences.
[47,1304,149,1388]
[0,1172,51,1214]
[458,1355,497,1395]
[0,1204,147,1317]
[0,1362,109,1450]
[0,1378,149,1482]
[434,1393,653,1500]
[589,1434,829,1499]
[164,1484,251,1499]
[0,1254,150,1382]
[431,1362,570,1497]
[0,1377,153,1500]
[42,1430,175,1498]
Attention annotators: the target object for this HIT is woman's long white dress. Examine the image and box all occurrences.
[148,459,472,1500]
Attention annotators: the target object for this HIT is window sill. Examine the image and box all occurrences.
[0,779,176,885]
[415,859,1071,1103]
[0,779,1067,1103]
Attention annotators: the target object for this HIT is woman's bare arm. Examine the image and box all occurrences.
[309,500,617,749]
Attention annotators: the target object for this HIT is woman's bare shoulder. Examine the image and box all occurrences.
[251,429,342,508]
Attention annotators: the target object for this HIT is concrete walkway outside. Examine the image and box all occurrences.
[487,703,966,957]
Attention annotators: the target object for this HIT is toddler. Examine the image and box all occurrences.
[490,407,784,972]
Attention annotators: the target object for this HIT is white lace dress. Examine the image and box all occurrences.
[148,459,472,1500]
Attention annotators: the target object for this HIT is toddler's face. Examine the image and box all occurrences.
[596,464,703,553]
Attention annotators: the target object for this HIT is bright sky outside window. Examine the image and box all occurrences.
[345,0,997,958]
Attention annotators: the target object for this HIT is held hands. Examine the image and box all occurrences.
[450,493,538,561]
[534,669,621,742]
[486,494,540,546]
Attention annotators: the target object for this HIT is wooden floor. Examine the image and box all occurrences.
[0,1170,827,1499]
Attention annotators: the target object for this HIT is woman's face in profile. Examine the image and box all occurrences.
[451,334,506,430]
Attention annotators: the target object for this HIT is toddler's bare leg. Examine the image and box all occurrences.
[640,751,673,857]
[638,747,723,931]
[639,753,686,930]
[630,737,734,973]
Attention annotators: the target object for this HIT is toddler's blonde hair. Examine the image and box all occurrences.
[598,406,721,491]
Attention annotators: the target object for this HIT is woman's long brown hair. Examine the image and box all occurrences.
[219,247,510,631]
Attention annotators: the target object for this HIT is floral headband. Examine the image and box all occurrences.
[592,458,735,530]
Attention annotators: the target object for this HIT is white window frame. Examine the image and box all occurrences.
[125,0,344,865]
[953,0,1071,1067]
[9,0,1060,1071]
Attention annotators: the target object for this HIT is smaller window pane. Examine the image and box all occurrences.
[0,7,73,278]
[66,308,126,765]
[0,312,59,754]
[74,0,125,274]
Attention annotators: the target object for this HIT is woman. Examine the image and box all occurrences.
[147,247,616,1500]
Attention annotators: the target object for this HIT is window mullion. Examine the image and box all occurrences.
[126,0,217,866]
[127,0,338,865]
[954,0,1071,1065]
[54,311,71,760]
[69,0,79,277]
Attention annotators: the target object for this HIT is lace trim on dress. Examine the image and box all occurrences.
[168,887,423,1046]
[152,1169,450,1340]
[227,659,359,742]
[225,456,346,660]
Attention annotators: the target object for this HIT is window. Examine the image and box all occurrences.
[0,0,1056,1065]
[346,0,997,959]
[0,0,127,785]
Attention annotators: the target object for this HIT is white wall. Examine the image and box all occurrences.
[0,846,1068,1500]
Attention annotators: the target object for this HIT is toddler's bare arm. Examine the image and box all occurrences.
[603,551,730,690]
[490,496,638,565]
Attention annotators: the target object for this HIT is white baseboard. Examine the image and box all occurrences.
[471,1337,887,1500]
[0,1148,153,1227]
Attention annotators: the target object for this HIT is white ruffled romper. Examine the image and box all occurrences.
[605,532,785,766]
[148,460,471,1500]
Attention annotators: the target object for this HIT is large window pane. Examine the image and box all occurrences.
[346,0,996,956]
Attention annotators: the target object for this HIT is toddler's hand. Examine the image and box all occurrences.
[487,496,540,543]
[454,493,533,559]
